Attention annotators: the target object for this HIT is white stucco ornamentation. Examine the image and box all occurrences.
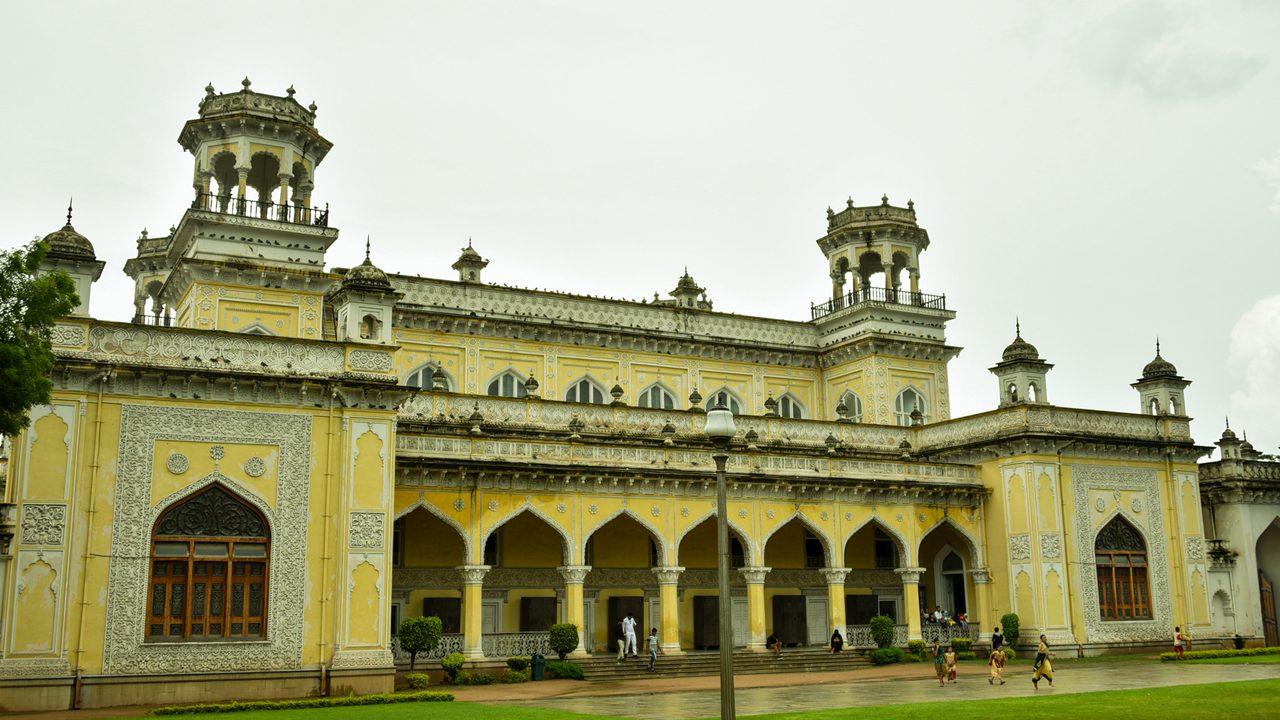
[20,504,67,546]
[1009,534,1031,561]
[1040,533,1062,559]
[103,405,312,674]
[349,512,385,549]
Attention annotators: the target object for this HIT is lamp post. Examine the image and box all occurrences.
[704,402,737,720]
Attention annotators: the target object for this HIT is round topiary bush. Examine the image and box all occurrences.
[549,623,580,660]
[506,656,530,672]
[1000,613,1020,648]
[404,672,430,690]
[440,652,466,684]
[951,638,973,653]
[869,614,895,648]
[870,647,906,665]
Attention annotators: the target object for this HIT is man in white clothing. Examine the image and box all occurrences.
[623,613,638,656]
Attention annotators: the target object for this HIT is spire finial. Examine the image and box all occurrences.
[242,76,252,90]
[1015,316,1021,338]
[66,197,73,225]
[1156,337,1161,356]
[364,235,371,262]
[467,237,473,248]
[1225,416,1231,429]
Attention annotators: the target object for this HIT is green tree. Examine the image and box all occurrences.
[549,623,579,659]
[869,614,896,648]
[1000,612,1020,648]
[0,240,78,436]
[397,615,443,671]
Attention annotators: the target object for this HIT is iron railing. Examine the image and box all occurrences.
[811,286,946,320]
[389,630,552,664]
[390,632,463,663]
[920,623,980,644]
[191,192,329,227]
[843,623,978,648]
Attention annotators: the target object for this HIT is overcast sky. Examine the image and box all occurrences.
[3,1,1277,457]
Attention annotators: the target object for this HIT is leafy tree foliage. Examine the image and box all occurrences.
[397,615,443,670]
[549,623,580,659]
[869,614,895,648]
[1000,612,1021,648]
[0,240,78,436]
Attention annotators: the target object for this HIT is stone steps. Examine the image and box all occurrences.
[575,647,873,681]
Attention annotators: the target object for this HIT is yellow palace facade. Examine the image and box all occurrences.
[0,82,1213,711]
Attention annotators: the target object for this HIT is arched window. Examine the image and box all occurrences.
[1028,383,1038,402]
[487,371,527,398]
[709,388,741,415]
[1148,397,1160,415]
[147,484,270,641]
[1095,516,1151,621]
[895,387,927,426]
[1169,397,1179,415]
[565,377,606,404]
[407,364,450,391]
[638,384,677,410]
[778,393,804,419]
[359,314,381,340]
[839,391,863,423]
[1008,383,1019,403]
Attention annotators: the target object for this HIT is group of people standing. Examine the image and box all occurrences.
[932,624,1054,690]
[922,605,969,628]
[615,613,660,672]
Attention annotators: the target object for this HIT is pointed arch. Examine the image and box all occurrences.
[838,390,863,423]
[895,386,927,425]
[406,363,452,391]
[842,515,911,567]
[637,382,679,410]
[487,369,528,398]
[707,387,743,416]
[917,515,983,568]
[1095,514,1152,620]
[760,511,833,567]
[151,471,275,530]
[582,505,669,566]
[394,497,472,563]
[675,506,757,567]
[776,392,805,419]
[565,375,608,404]
[239,322,276,336]
[482,502,573,565]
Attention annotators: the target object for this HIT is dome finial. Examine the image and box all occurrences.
[242,76,252,90]
[1225,416,1230,430]
[1015,316,1021,338]
[365,234,371,262]
[66,197,73,225]
[1156,337,1161,356]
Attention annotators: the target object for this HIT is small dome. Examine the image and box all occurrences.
[1219,426,1238,441]
[1141,352,1179,379]
[43,221,95,259]
[342,256,392,290]
[457,244,483,262]
[1001,334,1040,362]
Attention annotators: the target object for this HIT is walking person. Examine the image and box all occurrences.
[623,612,638,657]
[988,645,1006,685]
[990,625,1003,652]
[830,629,844,653]
[1173,626,1186,660]
[932,639,946,687]
[615,619,626,662]
[945,644,959,684]
[1032,634,1054,689]
[647,627,659,672]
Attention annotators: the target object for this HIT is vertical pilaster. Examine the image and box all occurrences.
[739,567,770,650]
[820,567,851,638]
[558,565,591,657]
[897,567,925,641]
[652,566,685,654]
[458,565,490,659]
[968,567,993,642]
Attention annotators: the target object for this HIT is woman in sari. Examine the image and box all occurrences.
[1032,633,1054,688]
[932,639,946,687]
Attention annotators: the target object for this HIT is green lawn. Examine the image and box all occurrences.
[122,679,1280,720]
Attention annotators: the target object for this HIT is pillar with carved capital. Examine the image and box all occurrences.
[458,565,490,659]
[830,271,845,308]
[896,567,926,641]
[236,168,249,203]
[652,566,685,654]
[820,567,851,638]
[196,171,212,209]
[277,173,292,215]
[968,568,993,642]
[739,567,770,650]
[558,565,592,657]
[909,267,920,295]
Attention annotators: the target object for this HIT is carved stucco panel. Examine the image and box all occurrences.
[103,405,311,674]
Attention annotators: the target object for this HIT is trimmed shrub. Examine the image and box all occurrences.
[549,623,580,660]
[908,640,928,656]
[545,659,585,679]
[951,638,973,653]
[502,670,529,683]
[455,671,496,685]
[147,691,453,715]
[956,651,977,660]
[1000,613,1020,648]
[404,672,430,689]
[869,614,895,648]
[440,652,466,684]
[903,652,925,663]
[397,615,443,671]
[870,647,906,665]
[506,656,531,672]
[1002,646,1016,660]
[1159,646,1280,662]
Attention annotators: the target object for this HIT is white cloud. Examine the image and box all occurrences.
[1228,295,1280,450]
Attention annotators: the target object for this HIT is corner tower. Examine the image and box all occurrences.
[812,196,959,425]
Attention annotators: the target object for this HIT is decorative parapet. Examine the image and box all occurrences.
[919,404,1194,448]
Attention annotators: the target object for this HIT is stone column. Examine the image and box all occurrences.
[652,566,685,654]
[909,267,920,295]
[820,567,851,638]
[558,565,592,657]
[739,567,771,650]
[196,171,212,209]
[277,173,292,216]
[896,567,926,641]
[458,565,490,659]
[830,271,845,308]
[968,567,993,643]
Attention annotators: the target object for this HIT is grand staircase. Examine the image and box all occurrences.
[575,647,872,681]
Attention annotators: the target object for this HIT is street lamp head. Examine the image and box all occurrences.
[705,402,736,446]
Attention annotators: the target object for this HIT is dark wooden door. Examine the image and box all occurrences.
[520,597,557,631]
[772,595,807,646]
[608,596,645,636]
[422,597,462,634]
[694,595,720,649]
[845,595,878,624]
[1261,571,1279,647]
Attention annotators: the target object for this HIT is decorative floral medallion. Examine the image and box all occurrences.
[166,452,189,475]
[846,512,853,521]
[766,509,776,519]
[1095,497,1107,512]
[557,502,567,513]
[650,506,661,517]
[738,509,748,519]
[210,445,225,461]
[487,500,499,512]
[680,507,690,517]
[820,511,830,521]
[588,504,599,515]
[454,499,465,511]
[243,456,266,478]
[1131,497,1143,514]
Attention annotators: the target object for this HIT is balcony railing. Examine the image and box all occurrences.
[191,192,329,227]
[389,630,552,664]
[811,286,946,320]
[842,623,978,648]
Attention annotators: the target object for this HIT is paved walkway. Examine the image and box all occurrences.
[6,659,1280,719]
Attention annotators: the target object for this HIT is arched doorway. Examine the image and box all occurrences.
[918,521,976,623]
[842,520,906,625]
[678,517,750,650]
[583,513,663,653]
[1256,520,1280,646]
[763,517,831,646]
